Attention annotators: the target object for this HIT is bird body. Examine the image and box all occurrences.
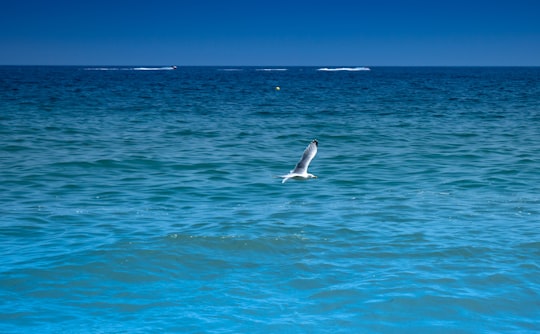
[280,139,318,183]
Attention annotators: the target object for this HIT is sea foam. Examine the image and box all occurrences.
[317,67,371,71]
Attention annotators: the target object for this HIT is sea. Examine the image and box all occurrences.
[1,66,539,333]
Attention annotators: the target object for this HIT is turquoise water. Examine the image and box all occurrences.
[1,66,539,332]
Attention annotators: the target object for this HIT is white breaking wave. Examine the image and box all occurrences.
[256,68,288,71]
[317,67,371,72]
[84,67,127,71]
[133,66,177,71]
[84,66,177,71]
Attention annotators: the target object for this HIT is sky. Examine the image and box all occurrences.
[1,0,539,66]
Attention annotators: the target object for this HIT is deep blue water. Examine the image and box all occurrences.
[1,66,539,333]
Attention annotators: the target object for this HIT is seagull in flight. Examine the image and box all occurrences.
[280,139,318,183]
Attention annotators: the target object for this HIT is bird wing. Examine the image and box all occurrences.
[292,140,318,174]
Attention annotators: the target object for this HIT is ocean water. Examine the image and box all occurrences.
[1,66,539,333]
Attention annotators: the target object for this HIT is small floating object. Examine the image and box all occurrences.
[275,86,281,91]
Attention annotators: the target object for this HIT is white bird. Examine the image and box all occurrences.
[280,139,318,183]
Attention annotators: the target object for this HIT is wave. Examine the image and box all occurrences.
[256,68,288,71]
[317,67,371,72]
[133,66,177,71]
[84,66,178,71]
[84,67,127,71]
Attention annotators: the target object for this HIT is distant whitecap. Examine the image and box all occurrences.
[133,66,177,71]
[256,68,288,71]
[317,67,371,72]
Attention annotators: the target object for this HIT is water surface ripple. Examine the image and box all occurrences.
[1,66,539,333]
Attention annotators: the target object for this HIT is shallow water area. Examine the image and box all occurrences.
[1,66,539,332]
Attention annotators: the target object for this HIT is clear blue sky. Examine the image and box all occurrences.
[1,0,539,66]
